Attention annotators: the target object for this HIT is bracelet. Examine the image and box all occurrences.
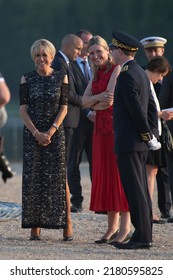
[33,129,38,137]
[52,123,59,130]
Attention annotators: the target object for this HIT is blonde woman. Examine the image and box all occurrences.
[82,36,131,244]
[19,39,73,241]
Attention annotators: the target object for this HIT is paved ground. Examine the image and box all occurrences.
[0,162,173,260]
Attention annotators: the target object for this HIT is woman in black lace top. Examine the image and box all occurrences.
[19,39,73,241]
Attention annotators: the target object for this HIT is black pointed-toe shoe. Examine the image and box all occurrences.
[114,240,152,250]
[95,229,119,244]
[63,236,73,241]
[109,230,133,245]
[167,217,173,223]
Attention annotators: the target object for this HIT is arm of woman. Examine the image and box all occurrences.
[19,76,51,146]
[47,74,68,138]
[82,79,98,108]
[0,79,11,107]
[91,65,121,111]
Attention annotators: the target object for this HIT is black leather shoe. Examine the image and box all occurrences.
[161,212,171,219]
[71,205,82,213]
[167,217,173,223]
[153,219,166,224]
[114,240,152,250]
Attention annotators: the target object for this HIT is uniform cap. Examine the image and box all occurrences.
[140,36,167,48]
[111,30,142,51]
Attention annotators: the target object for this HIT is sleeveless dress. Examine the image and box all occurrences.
[90,65,129,212]
[19,70,68,229]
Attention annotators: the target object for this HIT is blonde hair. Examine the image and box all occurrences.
[31,39,56,60]
[87,35,114,80]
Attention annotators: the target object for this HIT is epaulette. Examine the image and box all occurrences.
[121,65,128,72]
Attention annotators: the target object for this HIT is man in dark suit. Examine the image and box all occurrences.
[67,29,94,213]
[111,30,161,249]
[140,36,172,221]
[51,34,83,162]
[159,71,173,222]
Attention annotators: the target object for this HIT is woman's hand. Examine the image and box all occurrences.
[35,131,51,146]
[160,110,173,121]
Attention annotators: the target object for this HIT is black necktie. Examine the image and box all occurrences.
[81,60,90,82]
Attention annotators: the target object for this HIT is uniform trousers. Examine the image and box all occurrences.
[156,167,172,215]
[166,152,173,204]
[117,151,153,243]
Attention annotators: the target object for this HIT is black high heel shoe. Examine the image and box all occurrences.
[95,229,119,244]
[63,224,73,241]
[109,230,133,245]
[30,228,41,241]
[0,152,15,183]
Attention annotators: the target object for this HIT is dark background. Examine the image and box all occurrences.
[0,0,173,160]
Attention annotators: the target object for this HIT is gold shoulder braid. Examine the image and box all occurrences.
[121,65,128,72]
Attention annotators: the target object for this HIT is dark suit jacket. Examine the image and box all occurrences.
[51,52,82,128]
[113,60,158,153]
[70,61,93,128]
[159,71,173,135]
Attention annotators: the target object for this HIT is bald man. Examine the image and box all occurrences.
[52,34,83,162]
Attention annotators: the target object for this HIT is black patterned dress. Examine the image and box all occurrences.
[19,70,68,229]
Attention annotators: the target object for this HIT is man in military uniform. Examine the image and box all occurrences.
[111,30,161,249]
[140,36,172,222]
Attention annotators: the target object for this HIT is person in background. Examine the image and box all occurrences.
[140,36,172,222]
[145,56,172,223]
[82,35,131,245]
[0,72,15,183]
[19,39,73,241]
[51,34,83,164]
[159,67,173,223]
[51,34,83,237]
[111,30,161,250]
[67,29,94,213]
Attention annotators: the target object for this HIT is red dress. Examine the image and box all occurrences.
[90,65,129,212]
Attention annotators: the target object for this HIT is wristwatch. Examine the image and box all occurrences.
[52,123,59,130]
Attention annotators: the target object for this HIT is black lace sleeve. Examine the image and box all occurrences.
[59,83,69,105]
[19,83,28,105]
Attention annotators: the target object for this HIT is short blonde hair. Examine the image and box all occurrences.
[31,39,56,60]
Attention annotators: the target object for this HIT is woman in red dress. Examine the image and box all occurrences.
[82,36,131,244]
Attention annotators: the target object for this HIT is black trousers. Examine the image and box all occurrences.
[166,152,173,204]
[68,124,93,206]
[64,127,74,164]
[156,166,172,215]
[117,151,152,243]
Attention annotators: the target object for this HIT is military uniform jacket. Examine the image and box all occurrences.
[113,59,158,153]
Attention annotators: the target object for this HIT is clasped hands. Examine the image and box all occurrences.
[35,131,51,146]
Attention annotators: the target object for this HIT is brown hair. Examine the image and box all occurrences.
[146,56,171,74]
